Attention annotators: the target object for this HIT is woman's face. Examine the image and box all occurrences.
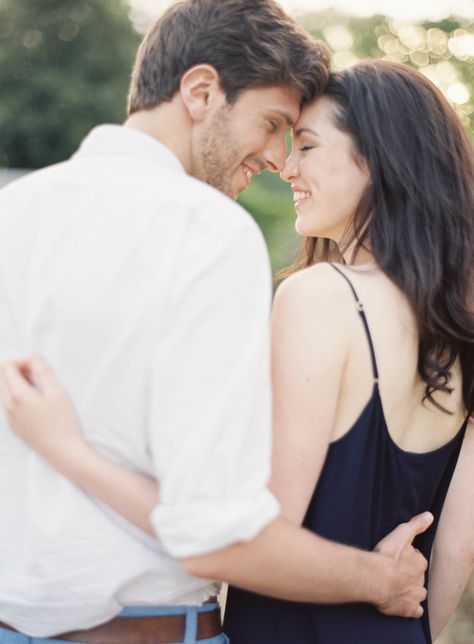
[281,96,371,243]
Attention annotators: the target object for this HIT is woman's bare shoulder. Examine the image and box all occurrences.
[275,262,356,309]
[272,263,361,356]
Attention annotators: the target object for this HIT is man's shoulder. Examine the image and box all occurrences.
[0,152,265,254]
[0,163,66,198]
[178,174,260,233]
[172,176,270,272]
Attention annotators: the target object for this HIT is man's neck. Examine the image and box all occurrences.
[124,99,192,174]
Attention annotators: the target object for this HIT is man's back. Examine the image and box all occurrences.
[0,125,274,636]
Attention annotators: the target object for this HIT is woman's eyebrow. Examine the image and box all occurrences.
[293,127,320,138]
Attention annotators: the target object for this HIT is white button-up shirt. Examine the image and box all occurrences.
[0,125,279,637]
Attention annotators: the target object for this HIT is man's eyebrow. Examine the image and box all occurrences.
[293,127,319,138]
[266,109,296,128]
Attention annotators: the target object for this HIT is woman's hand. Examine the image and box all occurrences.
[0,355,90,470]
[0,354,160,535]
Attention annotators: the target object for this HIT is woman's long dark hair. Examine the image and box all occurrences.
[286,60,474,415]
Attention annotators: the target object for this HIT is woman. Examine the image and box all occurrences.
[1,60,473,643]
[222,60,474,643]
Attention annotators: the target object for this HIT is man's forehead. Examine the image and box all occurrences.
[236,85,301,124]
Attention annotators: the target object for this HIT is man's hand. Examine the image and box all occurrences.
[374,512,433,618]
[0,355,89,470]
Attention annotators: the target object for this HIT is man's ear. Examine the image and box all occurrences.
[180,64,224,123]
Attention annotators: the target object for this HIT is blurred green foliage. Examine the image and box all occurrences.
[0,0,139,168]
[238,168,298,274]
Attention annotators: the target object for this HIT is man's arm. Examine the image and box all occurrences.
[0,356,430,615]
[0,359,430,617]
[428,419,474,640]
[184,513,431,615]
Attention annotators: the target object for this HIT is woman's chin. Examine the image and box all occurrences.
[295,217,343,245]
[295,218,314,237]
[295,218,323,238]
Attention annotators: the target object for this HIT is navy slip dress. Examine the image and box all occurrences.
[224,264,468,644]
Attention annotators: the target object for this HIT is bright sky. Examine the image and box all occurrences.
[130,0,474,23]
[279,0,474,21]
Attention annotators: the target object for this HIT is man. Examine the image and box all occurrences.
[0,1,431,643]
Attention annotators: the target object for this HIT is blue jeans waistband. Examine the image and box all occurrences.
[119,602,219,617]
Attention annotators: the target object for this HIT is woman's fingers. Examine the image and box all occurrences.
[2,361,36,399]
[0,361,40,421]
[0,363,12,409]
[0,354,60,403]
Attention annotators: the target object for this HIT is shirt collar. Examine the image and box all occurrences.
[72,124,186,174]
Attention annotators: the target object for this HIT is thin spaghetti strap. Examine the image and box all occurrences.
[329,263,379,383]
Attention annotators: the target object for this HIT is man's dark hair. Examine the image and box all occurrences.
[127,0,330,114]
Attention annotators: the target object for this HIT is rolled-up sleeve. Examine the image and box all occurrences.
[149,214,279,558]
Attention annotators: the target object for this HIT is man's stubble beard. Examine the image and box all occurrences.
[194,105,242,199]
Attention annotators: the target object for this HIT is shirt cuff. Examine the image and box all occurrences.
[150,488,280,558]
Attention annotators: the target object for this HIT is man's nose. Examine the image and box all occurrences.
[280,152,298,183]
[262,135,287,173]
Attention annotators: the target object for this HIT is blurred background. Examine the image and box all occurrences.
[0,0,472,640]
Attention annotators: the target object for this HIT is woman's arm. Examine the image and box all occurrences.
[269,264,354,525]
[0,356,159,535]
[429,419,474,641]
